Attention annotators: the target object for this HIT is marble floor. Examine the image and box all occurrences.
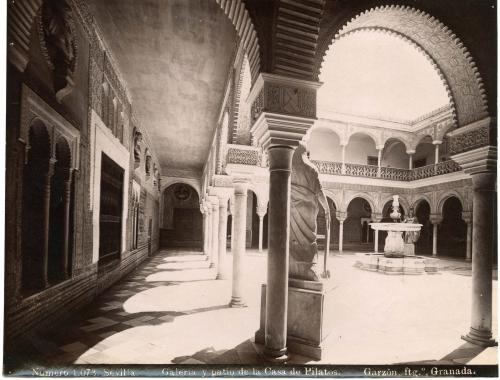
[9,248,498,367]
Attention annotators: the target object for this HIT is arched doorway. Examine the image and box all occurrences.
[438,197,467,258]
[415,200,432,255]
[345,197,373,250]
[22,120,51,293]
[160,183,202,249]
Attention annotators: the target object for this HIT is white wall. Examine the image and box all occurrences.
[308,129,342,162]
[345,134,377,164]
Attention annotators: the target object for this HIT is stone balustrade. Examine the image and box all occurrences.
[312,160,462,182]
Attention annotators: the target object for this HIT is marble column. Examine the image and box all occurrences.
[429,214,442,256]
[264,145,295,360]
[372,214,382,253]
[201,204,208,257]
[462,211,473,261]
[433,141,441,164]
[206,203,212,262]
[464,172,496,346]
[377,148,382,177]
[62,169,73,278]
[217,194,230,280]
[229,180,248,307]
[341,144,347,174]
[210,197,219,269]
[408,153,414,169]
[42,158,56,288]
[452,144,497,347]
[257,209,266,253]
[336,212,347,253]
[230,199,235,252]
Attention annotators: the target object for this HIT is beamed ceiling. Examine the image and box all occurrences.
[87,0,237,173]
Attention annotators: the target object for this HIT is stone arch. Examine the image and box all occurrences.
[316,6,488,127]
[214,0,261,83]
[346,130,379,148]
[323,190,341,212]
[437,191,465,216]
[382,137,411,155]
[412,195,434,213]
[161,178,201,200]
[343,192,376,214]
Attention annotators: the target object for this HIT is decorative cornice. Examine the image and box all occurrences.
[451,146,497,175]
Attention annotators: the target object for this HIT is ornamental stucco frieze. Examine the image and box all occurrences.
[448,125,490,155]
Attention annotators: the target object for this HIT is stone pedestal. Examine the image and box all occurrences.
[403,243,415,256]
[255,281,335,360]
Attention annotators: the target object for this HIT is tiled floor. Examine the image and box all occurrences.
[10,249,498,367]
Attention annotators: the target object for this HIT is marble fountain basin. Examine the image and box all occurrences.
[369,222,422,231]
[355,253,439,275]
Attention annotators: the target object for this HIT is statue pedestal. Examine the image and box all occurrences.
[404,243,415,256]
[255,280,335,360]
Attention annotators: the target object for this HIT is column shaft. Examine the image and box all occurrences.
[463,173,496,346]
[341,145,346,174]
[217,198,229,279]
[264,146,294,360]
[339,221,344,252]
[466,223,472,261]
[211,201,219,269]
[432,223,438,256]
[41,160,55,288]
[374,230,379,253]
[258,215,264,252]
[230,183,247,307]
[62,176,72,278]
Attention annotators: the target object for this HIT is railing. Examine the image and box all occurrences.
[379,167,412,181]
[345,163,378,178]
[312,160,462,182]
[226,145,260,166]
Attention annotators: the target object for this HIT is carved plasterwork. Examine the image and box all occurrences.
[20,84,80,169]
[226,146,260,166]
[448,125,490,155]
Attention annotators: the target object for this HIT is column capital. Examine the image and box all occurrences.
[208,195,219,209]
[336,211,347,222]
[233,178,249,195]
[451,145,497,176]
[432,140,443,145]
[406,150,416,155]
[376,145,384,151]
[371,212,383,223]
[249,73,319,150]
[462,211,472,224]
[429,214,443,225]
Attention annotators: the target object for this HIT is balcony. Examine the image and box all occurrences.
[312,160,462,181]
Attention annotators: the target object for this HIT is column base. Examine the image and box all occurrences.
[255,282,335,360]
[262,347,288,363]
[209,263,216,268]
[462,327,498,347]
[465,257,472,262]
[229,297,247,308]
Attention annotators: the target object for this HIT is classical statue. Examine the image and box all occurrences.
[289,143,330,281]
[40,0,77,102]
[133,131,142,163]
[145,149,152,175]
[404,207,421,244]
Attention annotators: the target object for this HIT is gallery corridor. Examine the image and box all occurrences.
[6,248,497,372]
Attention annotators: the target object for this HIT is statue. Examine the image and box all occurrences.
[145,149,152,175]
[289,143,330,281]
[404,207,421,244]
[133,131,142,163]
[40,0,77,102]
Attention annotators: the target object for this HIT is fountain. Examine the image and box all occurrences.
[355,195,439,275]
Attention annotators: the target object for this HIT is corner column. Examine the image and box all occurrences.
[42,158,56,288]
[429,214,442,257]
[62,169,74,278]
[462,211,472,262]
[209,195,219,269]
[229,180,248,307]
[451,123,497,347]
[217,193,230,280]
[336,212,347,253]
